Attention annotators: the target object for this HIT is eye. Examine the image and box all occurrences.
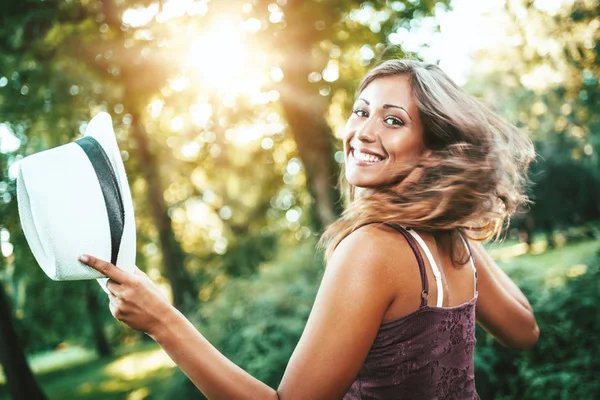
[352,108,368,118]
[384,116,404,127]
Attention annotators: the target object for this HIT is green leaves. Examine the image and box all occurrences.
[475,245,600,399]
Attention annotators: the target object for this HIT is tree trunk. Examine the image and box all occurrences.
[273,0,343,232]
[278,65,343,233]
[0,283,47,400]
[129,111,196,310]
[85,287,111,358]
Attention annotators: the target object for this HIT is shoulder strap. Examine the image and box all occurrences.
[405,228,444,307]
[383,223,429,307]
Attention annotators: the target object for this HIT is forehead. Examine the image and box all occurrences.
[358,75,416,109]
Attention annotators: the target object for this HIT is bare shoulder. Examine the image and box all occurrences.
[277,224,416,397]
[329,223,414,284]
[334,223,413,256]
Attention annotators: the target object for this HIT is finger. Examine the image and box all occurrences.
[106,279,123,297]
[108,296,125,321]
[78,254,130,284]
[108,292,121,309]
[109,301,118,319]
[108,292,118,304]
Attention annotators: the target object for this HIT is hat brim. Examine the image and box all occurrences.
[17,112,136,293]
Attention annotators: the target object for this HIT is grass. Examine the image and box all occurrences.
[0,237,597,400]
[0,343,177,400]
[0,346,96,385]
[486,237,599,288]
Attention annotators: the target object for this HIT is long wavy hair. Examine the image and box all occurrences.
[319,59,535,263]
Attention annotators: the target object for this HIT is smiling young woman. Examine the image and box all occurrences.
[80,59,539,400]
[344,74,426,188]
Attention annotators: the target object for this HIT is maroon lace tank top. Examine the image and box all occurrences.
[343,224,479,399]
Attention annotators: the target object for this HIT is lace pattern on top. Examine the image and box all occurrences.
[343,224,479,400]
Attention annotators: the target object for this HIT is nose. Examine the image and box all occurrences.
[355,118,377,143]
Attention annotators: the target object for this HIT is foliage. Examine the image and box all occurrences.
[0,344,176,400]
[166,239,600,399]
[527,159,600,231]
[0,0,448,358]
[475,245,600,399]
[2,239,595,399]
[0,0,599,398]
[159,238,322,399]
[466,0,600,234]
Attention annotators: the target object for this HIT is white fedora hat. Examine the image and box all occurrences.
[16,112,136,292]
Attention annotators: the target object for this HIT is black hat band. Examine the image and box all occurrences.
[76,136,125,266]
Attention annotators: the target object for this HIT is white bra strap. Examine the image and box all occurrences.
[459,233,478,296]
[406,229,444,307]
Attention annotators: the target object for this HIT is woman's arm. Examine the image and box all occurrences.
[79,255,278,400]
[471,241,540,350]
[149,309,279,400]
[79,224,407,399]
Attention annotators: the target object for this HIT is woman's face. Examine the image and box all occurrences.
[343,74,426,188]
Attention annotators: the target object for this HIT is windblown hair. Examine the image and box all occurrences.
[320,59,535,262]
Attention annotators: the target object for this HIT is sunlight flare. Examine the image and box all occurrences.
[184,19,268,94]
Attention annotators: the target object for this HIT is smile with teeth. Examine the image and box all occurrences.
[351,148,385,164]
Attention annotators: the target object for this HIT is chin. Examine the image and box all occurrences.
[345,173,386,188]
[345,157,393,188]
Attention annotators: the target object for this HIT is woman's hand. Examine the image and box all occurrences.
[79,257,279,400]
[78,254,175,336]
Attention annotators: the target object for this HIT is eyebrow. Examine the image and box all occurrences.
[357,98,412,121]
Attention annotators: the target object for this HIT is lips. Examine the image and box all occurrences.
[350,147,386,164]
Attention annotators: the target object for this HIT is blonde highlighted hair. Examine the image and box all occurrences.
[319,59,535,262]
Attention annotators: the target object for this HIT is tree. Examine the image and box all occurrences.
[0,0,450,377]
[466,0,600,236]
[236,0,451,231]
[0,259,46,400]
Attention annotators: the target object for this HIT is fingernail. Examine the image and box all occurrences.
[79,255,89,263]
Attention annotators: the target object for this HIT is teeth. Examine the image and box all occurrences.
[353,149,383,164]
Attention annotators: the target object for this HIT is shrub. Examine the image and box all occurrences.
[475,251,600,399]
[160,240,322,399]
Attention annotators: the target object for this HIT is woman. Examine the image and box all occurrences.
[80,59,540,399]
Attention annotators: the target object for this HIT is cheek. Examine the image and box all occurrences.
[384,136,423,161]
[342,125,355,148]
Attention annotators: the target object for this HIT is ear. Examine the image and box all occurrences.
[421,148,433,158]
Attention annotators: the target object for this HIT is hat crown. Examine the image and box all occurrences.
[17,112,136,292]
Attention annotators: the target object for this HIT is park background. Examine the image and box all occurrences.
[0,0,598,398]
